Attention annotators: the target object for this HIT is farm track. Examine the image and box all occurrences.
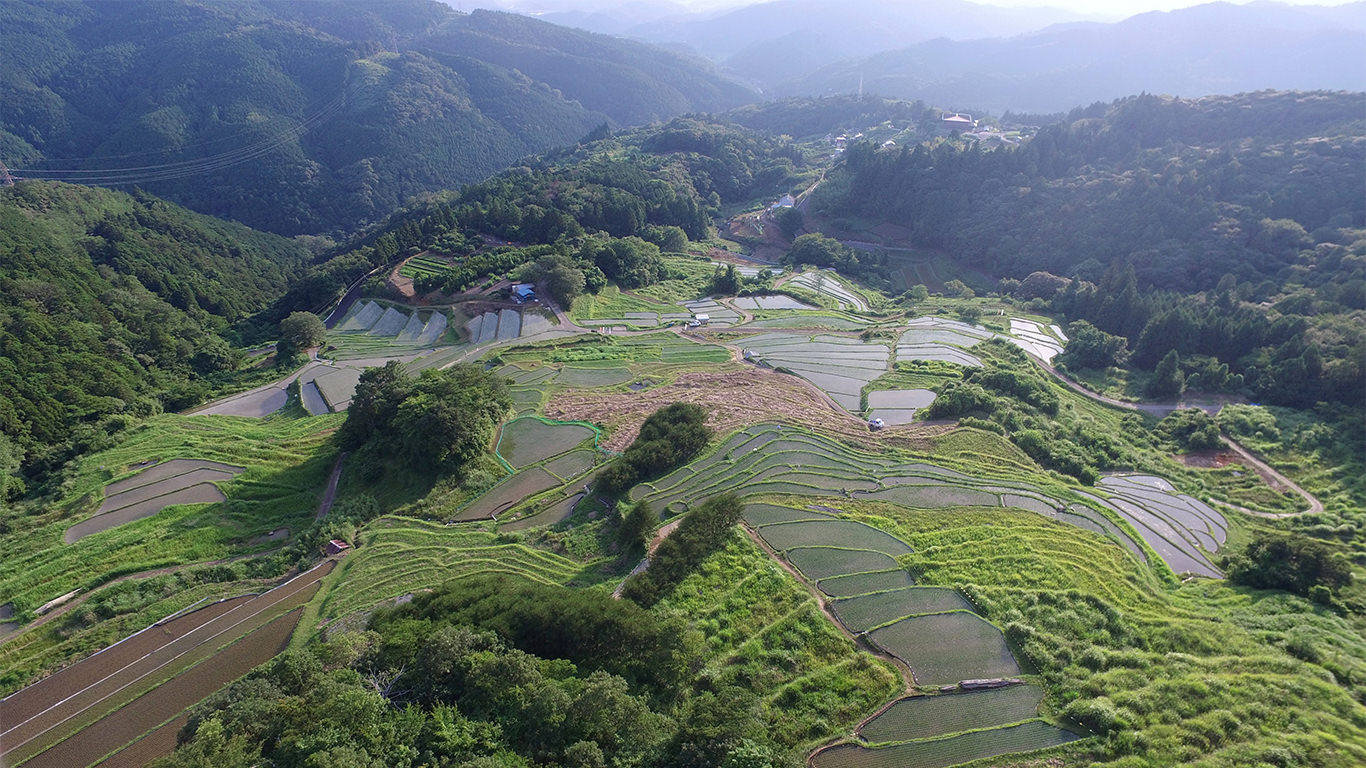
[0,562,333,765]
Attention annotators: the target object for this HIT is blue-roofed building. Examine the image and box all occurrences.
[512,284,536,302]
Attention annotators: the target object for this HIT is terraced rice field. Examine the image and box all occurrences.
[496,417,595,468]
[742,315,866,330]
[1093,475,1227,578]
[556,365,634,388]
[832,587,975,632]
[66,460,245,543]
[452,467,561,521]
[1008,318,1065,362]
[814,720,1078,768]
[860,686,1046,743]
[733,295,814,310]
[736,332,890,412]
[542,450,595,481]
[681,298,741,326]
[742,501,1076,765]
[786,271,870,311]
[867,389,937,425]
[317,520,582,621]
[633,425,1146,562]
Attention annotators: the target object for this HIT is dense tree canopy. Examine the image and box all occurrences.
[0,181,308,480]
[339,362,511,474]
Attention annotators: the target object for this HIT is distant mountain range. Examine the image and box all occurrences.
[491,0,1366,114]
[784,1,1366,113]
[0,0,753,235]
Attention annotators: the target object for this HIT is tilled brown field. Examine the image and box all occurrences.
[92,714,185,768]
[27,609,302,768]
[543,368,943,452]
[1,562,333,766]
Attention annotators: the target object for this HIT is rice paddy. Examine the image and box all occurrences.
[785,271,870,311]
[735,333,890,412]
[1093,474,1227,578]
[452,467,561,521]
[859,686,1046,743]
[742,499,1077,763]
[832,587,975,632]
[66,459,246,543]
[733,295,814,310]
[814,720,1079,768]
[631,424,1147,563]
[496,417,596,468]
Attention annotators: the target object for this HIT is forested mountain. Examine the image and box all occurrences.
[273,117,809,317]
[0,0,754,236]
[786,2,1366,113]
[0,181,309,482]
[811,90,1365,408]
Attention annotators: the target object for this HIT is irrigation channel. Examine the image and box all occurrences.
[0,561,334,767]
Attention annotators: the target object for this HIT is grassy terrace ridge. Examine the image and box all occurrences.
[303,517,592,631]
[654,532,902,751]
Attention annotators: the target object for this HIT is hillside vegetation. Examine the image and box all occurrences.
[0,0,754,235]
[812,91,1365,411]
[0,181,308,485]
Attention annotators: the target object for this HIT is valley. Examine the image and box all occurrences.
[0,9,1362,765]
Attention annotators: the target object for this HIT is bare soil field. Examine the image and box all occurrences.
[93,714,185,768]
[65,484,227,543]
[27,609,301,768]
[542,368,944,453]
[1,562,332,766]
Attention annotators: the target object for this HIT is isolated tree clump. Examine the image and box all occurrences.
[598,403,712,495]
[1147,349,1186,399]
[621,492,744,608]
[1057,320,1129,370]
[339,361,510,475]
[1158,409,1223,451]
[1225,533,1352,598]
[277,311,327,356]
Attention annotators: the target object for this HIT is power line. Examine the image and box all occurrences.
[8,95,345,186]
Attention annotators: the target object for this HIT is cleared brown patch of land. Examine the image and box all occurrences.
[1,563,332,765]
[1172,450,1237,469]
[542,368,942,453]
[93,714,186,768]
[26,609,301,768]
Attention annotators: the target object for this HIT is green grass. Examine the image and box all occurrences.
[832,587,975,632]
[570,285,679,321]
[308,517,589,627]
[0,413,341,620]
[654,533,902,753]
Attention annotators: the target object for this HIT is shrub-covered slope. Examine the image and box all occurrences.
[0,181,309,478]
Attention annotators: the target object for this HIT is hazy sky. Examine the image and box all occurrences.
[973,0,1356,18]
[663,0,1359,19]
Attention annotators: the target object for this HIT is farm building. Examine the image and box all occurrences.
[511,284,537,302]
[769,194,795,210]
[325,539,351,556]
[941,113,977,130]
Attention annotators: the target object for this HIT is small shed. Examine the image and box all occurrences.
[325,539,351,556]
[689,313,710,327]
[511,284,536,302]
